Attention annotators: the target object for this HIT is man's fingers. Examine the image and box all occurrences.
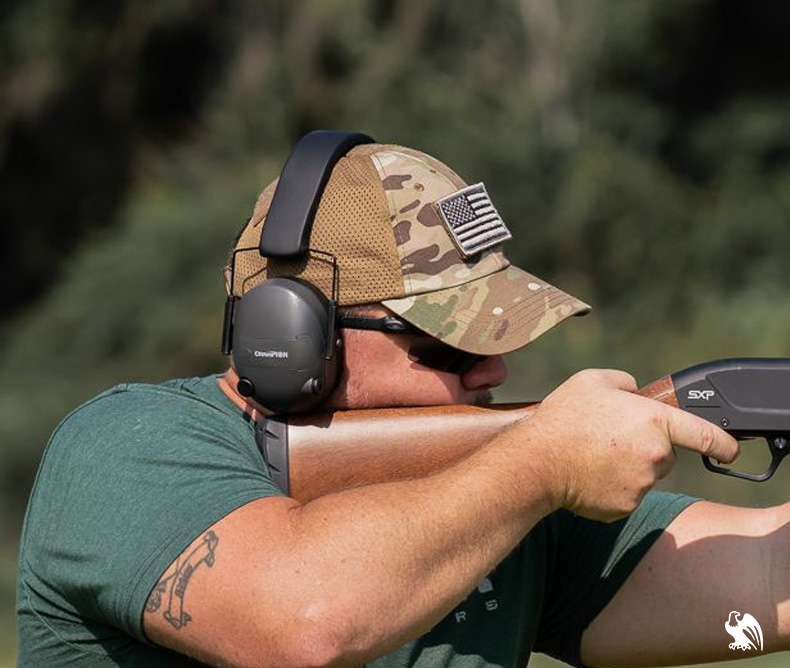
[664,406,740,463]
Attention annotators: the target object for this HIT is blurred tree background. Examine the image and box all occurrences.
[2,0,790,664]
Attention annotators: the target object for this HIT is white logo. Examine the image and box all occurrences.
[253,350,288,359]
[688,389,716,401]
[725,611,763,652]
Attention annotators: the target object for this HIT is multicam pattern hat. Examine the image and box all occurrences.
[228,143,591,356]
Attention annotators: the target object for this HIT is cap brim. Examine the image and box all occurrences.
[382,265,591,356]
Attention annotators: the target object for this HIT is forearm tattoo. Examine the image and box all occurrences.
[145,530,219,629]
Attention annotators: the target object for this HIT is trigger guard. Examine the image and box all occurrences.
[701,443,784,483]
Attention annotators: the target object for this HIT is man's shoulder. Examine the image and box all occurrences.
[61,374,235,426]
[38,374,250,473]
[17,375,271,662]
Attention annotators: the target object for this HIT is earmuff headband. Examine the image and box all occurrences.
[259,131,374,258]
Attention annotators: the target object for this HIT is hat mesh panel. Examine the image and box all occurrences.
[229,146,404,305]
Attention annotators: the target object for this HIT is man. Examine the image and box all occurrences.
[15,136,788,668]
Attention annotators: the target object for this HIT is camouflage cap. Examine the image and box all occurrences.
[228,142,591,356]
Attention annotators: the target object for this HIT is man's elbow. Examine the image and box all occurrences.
[245,601,369,668]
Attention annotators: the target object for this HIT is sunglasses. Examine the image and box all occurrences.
[338,315,485,375]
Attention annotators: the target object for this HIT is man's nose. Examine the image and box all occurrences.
[461,355,508,391]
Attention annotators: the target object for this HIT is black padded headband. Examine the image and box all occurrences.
[259,130,375,258]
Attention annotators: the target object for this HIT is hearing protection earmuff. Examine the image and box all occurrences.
[221,130,375,414]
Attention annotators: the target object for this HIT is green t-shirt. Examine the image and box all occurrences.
[16,376,696,667]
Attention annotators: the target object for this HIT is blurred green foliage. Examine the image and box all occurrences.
[3,0,790,664]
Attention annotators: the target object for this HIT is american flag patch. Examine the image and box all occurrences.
[434,183,512,258]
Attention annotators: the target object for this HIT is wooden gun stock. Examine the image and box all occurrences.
[257,376,678,502]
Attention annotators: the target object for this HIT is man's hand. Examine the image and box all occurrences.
[531,368,740,523]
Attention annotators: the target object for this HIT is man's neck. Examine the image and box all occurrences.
[217,369,269,422]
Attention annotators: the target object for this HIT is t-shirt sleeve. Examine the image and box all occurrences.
[533,491,698,666]
[21,384,281,645]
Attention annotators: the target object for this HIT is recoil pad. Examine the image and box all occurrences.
[232,277,340,414]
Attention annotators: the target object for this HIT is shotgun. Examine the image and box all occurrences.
[255,358,790,502]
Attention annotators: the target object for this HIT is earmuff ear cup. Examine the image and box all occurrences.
[231,277,341,414]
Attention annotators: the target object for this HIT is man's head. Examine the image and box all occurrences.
[225,139,590,410]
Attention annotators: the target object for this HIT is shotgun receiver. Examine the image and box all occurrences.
[255,358,790,502]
